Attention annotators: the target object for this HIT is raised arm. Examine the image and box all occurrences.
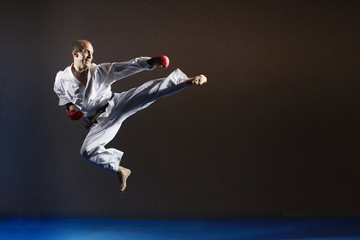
[98,56,169,86]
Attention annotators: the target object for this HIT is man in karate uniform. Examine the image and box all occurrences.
[54,40,207,192]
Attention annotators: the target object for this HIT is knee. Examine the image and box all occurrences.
[80,146,92,160]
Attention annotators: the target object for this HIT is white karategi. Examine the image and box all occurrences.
[54,57,188,173]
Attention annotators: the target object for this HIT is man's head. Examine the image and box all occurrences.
[72,40,94,72]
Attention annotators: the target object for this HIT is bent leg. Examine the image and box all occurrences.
[80,118,124,173]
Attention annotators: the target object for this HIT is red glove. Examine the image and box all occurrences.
[151,55,170,68]
[66,108,83,120]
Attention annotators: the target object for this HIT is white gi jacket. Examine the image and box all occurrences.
[54,57,153,117]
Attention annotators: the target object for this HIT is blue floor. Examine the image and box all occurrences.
[0,218,359,240]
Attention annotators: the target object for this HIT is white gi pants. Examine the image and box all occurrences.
[80,69,188,173]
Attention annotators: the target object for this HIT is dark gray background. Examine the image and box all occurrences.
[0,0,359,218]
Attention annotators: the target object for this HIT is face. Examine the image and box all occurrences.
[74,42,94,70]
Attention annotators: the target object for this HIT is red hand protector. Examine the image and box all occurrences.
[153,55,170,68]
[66,109,83,120]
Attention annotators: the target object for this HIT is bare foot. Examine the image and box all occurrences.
[118,166,131,193]
[183,74,207,85]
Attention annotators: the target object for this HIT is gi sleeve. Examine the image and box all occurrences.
[97,57,154,86]
[54,74,71,106]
